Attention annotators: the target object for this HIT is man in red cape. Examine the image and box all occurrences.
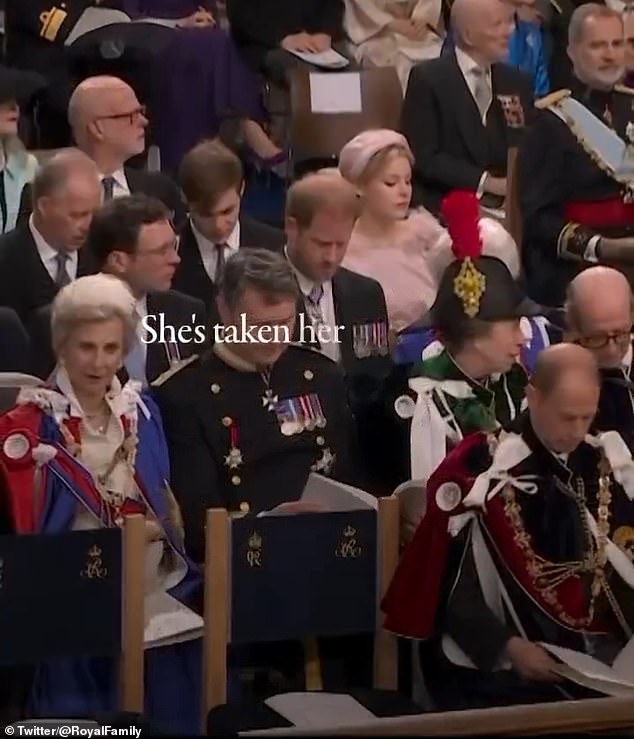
[383,344,634,709]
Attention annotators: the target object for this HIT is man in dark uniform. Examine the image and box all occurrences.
[564,265,634,448]
[383,343,634,710]
[519,3,634,308]
[152,247,362,563]
[153,247,373,701]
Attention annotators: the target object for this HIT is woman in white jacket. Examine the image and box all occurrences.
[344,0,445,93]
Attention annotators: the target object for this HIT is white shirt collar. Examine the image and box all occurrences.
[135,294,148,318]
[99,167,126,186]
[284,245,325,295]
[191,217,241,252]
[29,214,78,269]
[455,47,491,80]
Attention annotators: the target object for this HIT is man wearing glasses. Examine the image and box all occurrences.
[565,265,634,448]
[29,194,205,382]
[67,76,187,227]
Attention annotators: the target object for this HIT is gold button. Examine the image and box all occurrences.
[304,370,314,380]
[211,383,221,394]
[240,501,250,513]
[316,436,325,446]
[222,416,232,427]
[231,475,241,486]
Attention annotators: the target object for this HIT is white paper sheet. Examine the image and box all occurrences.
[309,72,362,114]
[265,693,376,728]
[540,642,634,688]
[260,473,377,516]
[289,48,349,69]
[144,591,203,649]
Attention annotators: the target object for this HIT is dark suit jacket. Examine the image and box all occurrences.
[292,266,394,492]
[0,308,30,373]
[27,288,205,381]
[18,167,187,230]
[401,52,533,214]
[0,224,95,326]
[172,215,284,316]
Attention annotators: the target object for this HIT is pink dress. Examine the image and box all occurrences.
[343,210,450,332]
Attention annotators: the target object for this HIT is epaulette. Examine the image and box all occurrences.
[535,89,570,110]
[615,84,634,96]
[151,354,199,388]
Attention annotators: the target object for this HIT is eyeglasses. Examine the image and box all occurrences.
[96,105,147,125]
[577,328,632,349]
[137,237,180,258]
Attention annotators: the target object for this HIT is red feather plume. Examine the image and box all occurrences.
[441,190,482,261]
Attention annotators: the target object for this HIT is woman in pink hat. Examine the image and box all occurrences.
[338,128,450,334]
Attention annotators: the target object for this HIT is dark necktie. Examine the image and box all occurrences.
[54,251,71,288]
[215,244,226,283]
[102,176,116,201]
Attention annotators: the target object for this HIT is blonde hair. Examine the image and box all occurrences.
[358,144,413,184]
[51,274,137,354]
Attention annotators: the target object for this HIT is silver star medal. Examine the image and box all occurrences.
[262,388,279,412]
[225,447,243,469]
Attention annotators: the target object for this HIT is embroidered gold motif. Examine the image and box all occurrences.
[39,6,68,42]
[613,526,634,560]
[247,531,262,568]
[453,258,486,318]
[501,462,613,631]
[335,525,362,558]
[81,545,108,579]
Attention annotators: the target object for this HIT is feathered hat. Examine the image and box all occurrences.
[420,191,540,327]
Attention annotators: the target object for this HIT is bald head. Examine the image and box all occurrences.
[528,344,600,453]
[531,343,599,395]
[451,0,514,63]
[566,266,632,369]
[68,76,147,165]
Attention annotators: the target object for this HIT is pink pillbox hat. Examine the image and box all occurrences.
[338,129,413,184]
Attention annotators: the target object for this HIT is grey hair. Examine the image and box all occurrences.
[31,147,99,203]
[568,3,622,45]
[51,274,137,355]
[219,248,299,310]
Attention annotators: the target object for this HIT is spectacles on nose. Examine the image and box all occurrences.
[577,328,632,349]
[137,237,180,258]
[96,105,147,125]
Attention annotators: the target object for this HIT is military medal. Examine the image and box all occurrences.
[275,397,302,436]
[260,369,278,412]
[224,420,243,471]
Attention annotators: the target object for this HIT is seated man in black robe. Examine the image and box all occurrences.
[383,343,634,710]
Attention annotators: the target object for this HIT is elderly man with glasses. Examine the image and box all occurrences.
[66,75,186,227]
[565,265,634,448]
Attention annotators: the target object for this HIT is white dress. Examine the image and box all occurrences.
[344,0,444,93]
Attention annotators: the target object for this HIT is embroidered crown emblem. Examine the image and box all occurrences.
[248,531,262,549]
[343,525,356,538]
